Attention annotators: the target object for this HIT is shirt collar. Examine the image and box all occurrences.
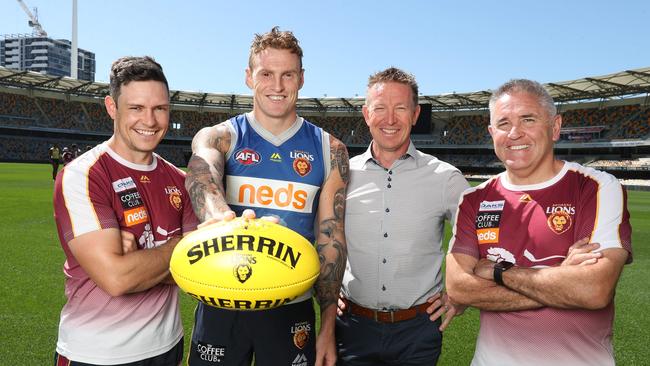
[360,140,418,170]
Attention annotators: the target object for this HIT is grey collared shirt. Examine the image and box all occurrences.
[342,142,469,310]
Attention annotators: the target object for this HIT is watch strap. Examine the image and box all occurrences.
[494,261,513,286]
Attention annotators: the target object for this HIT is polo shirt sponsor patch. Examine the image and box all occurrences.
[124,206,148,226]
[118,189,143,209]
[479,200,505,212]
[112,177,137,193]
[476,228,499,244]
[476,211,501,244]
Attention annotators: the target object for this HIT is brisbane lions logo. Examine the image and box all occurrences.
[165,186,182,211]
[293,329,308,349]
[232,255,256,283]
[168,191,182,211]
[547,211,572,235]
[291,322,311,349]
[293,157,312,177]
[233,263,253,283]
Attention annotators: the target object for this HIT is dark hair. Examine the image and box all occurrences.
[249,26,303,69]
[367,67,419,107]
[489,79,557,119]
[109,56,168,105]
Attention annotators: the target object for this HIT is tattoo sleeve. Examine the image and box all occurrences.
[185,125,232,222]
[314,137,349,311]
[330,139,350,185]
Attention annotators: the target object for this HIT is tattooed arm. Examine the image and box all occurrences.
[315,135,349,366]
[185,123,234,222]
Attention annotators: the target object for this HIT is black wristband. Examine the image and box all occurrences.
[493,261,514,286]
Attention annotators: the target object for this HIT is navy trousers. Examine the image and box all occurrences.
[336,312,442,366]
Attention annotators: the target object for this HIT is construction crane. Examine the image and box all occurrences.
[16,0,47,37]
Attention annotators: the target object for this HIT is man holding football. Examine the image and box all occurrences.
[185,27,348,366]
[445,79,632,366]
[53,56,198,365]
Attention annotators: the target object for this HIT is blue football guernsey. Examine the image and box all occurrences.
[224,112,331,243]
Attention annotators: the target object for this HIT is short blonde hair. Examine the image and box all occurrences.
[248,26,303,69]
[367,67,419,107]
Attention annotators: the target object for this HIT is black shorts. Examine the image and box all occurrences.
[53,337,183,366]
[188,300,316,366]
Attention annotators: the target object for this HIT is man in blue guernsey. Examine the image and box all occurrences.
[185,27,349,366]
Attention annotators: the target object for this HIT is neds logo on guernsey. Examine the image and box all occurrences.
[226,176,319,213]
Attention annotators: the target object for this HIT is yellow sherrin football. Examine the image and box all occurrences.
[170,217,320,310]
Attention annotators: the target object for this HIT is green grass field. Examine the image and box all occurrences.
[1,162,648,365]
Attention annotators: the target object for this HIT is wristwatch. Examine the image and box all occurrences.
[493,261,514,286]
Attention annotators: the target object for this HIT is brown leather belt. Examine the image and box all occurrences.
[343,298,430,323]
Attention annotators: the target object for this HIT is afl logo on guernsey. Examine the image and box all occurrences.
[235,148,261,165]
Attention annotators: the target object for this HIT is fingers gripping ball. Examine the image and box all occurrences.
[170,218,320,311]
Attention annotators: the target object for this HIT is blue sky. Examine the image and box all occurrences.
[1,0,648,98]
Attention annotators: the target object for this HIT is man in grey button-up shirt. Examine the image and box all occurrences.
[335,67,469,366]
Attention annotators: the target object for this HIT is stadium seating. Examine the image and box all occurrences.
[308,115,367,144]
[440,115,490,145]
[0,133,187,167]
[1,89,648,174]
[4,89,647,146]
[560,104,649,140]
[587,158,650,169]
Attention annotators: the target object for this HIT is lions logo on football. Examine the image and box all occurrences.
[234,263,252,283]
[233,255,256,283]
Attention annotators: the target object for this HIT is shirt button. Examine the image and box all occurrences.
[388,170,393,175]
[387,184,391,188]
[382,258,387,263]
[385,208,390,213]
[383,233,388,238]
[382,285,386,291]
[387,177,392,182]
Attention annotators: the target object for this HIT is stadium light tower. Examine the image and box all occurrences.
[16,0,47,37]
[71,0,78,79]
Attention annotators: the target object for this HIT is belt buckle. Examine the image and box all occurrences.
[374,309,395,323]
